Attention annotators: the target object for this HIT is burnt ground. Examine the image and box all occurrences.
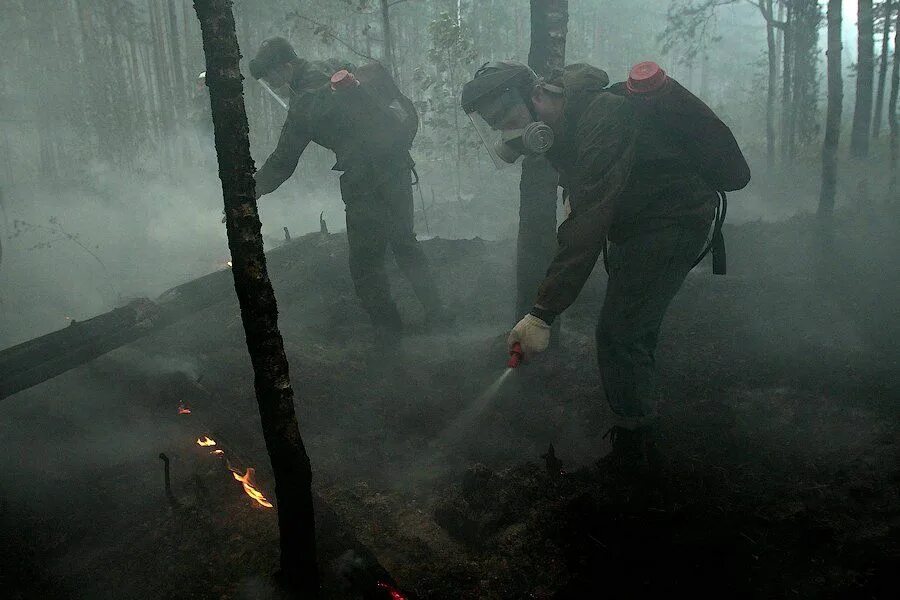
[2,207,898,599]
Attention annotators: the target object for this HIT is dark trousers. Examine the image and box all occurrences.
[596,224,710,419]
[340,168,441,327]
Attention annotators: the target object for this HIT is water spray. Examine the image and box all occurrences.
[257,79,288,110]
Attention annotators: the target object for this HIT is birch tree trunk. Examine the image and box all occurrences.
[518,0,567,339]
[873,0,893,139]
[850,0,875,157]
[192,1,319,596]
[819,0,843,220]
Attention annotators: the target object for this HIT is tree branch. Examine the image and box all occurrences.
[288,12,379,62]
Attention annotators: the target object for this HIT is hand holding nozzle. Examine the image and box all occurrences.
[507,314,551,366]
[508,342,524,369]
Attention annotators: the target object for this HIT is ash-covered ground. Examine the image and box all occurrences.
[2,208,898,599]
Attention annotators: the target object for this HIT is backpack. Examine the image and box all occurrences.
[611,77,750,193]
[330,62,419,153]
[353,63,419,148]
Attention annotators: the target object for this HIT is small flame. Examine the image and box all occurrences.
[231,467,273,508]
[226,260,233,267]
[211,449,224,455]
[196,436,216,447]
[177,403,191,415]
[377,581,408,600]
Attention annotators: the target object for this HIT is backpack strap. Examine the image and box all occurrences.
[691,191,727,275]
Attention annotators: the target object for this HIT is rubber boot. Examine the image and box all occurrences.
[597,423,661,483]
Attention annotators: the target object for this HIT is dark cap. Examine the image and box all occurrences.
[249,37,298,80]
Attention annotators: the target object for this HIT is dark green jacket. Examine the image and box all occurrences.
[256,59,414,197]
[537,70,718,314]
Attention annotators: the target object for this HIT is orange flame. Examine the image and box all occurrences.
[196,436,216,447]
[178,403,191,415]
[231,467,273,508]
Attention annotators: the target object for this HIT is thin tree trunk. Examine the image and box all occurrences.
[873,0,893,138]
[149,0,174,169]
[851,0,875,157]
[791,0,819,150]
[448,48,463,201]
[700,52,710,99]
[763,0,777,173]
[192,1,319,597]
[380,0,395,78]
[167,0,186,109]
[781,3,794,162]
[889,7,900,199]
[819,0,843,220]
[775,0,784,79]
[519,0,567,338]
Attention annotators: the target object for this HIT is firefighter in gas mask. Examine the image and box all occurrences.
[461,61,749,465]
[249,37,452,341]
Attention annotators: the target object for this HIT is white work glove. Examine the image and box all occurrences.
[508,314,551,360]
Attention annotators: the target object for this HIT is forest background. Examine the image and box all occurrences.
[0,0,894,346]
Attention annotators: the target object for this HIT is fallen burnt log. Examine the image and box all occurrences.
[0,232,340,400]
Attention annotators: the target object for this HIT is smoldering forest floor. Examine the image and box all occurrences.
[2,208,898,599]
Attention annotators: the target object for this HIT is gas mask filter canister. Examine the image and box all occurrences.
[493,121,555,163]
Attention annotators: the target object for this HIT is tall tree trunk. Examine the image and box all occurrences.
[700,52,710,99]
[873,0,893,139]
[889,7,900,199]
[380,0,395,78]
[819,0,843,220]
[781,2,794,162]
[518,0,567,336]
[791,0,821,149]
[775,0,784,78]
[850,0,875,157]
[167,0,186,110]
[192,1,319,597]
[149,0,174,169]
[763,0,777,173]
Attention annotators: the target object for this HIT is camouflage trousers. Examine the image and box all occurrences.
[340,167,441,328]
[597,223,711,419]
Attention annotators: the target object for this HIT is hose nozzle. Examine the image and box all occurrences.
[508,342,523,369]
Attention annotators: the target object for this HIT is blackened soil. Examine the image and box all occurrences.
[3,208,898,598]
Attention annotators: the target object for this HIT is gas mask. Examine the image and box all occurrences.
[494,122,555,163]
[467,88,554,168]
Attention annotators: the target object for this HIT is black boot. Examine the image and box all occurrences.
[597,424,660,481]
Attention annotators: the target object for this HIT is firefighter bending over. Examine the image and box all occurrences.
[250,37,453,341]
[461,61,749,464]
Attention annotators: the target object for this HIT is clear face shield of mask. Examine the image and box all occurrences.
[467,88,554,169]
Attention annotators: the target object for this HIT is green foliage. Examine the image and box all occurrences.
[660,0,732,61]
[412,11,480,161]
